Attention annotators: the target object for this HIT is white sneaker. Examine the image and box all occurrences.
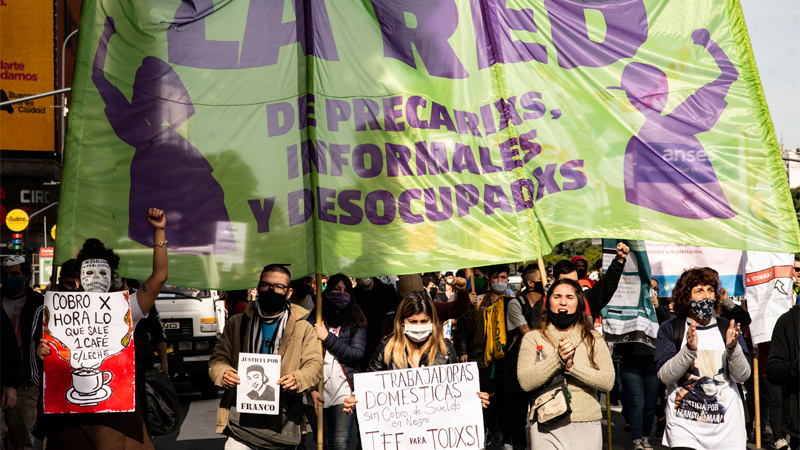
[775,438,789,450]
[633,440,644,450]
[641,437,653,449]
[502,444,513,450]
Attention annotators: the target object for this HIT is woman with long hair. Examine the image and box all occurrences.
[308,274,367,450]
[342,290,489,413]
[517,278,615,450]
[655,268,750,450]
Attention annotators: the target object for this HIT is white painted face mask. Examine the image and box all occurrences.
[404,323,433,343]
[81,259,111,293]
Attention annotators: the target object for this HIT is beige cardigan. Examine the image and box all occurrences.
[517,323,615,423]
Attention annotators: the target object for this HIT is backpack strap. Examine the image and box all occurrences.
[673,316,686,351]
[239,313,250,352]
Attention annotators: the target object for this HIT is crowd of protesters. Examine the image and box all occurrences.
[2,224,799,450]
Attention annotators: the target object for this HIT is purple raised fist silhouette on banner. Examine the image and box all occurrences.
[610,29,738,220]
[92,17,235,253]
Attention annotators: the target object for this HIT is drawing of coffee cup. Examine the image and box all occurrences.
[71,368,112,395]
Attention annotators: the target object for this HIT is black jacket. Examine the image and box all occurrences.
[766,305,799,437]
[1,308,21,390]
[586,258,625,319]
[367,335,458,372]
[1,285,43,385]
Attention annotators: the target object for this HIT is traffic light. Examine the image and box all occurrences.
[9,233,23,251]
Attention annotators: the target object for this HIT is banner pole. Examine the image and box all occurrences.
[537,258,547,293]
[466,268,475,294]
[315,273,324,450]
[754,354,761,449]
[606,391,612,450]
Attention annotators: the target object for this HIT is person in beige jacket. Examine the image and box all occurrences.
[518,278,615,450]
[209,264,322,450]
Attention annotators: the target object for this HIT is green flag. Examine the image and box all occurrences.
[57,0,800,289]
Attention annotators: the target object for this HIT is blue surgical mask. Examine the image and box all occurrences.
[491,282,508,293]
[1,276,25,293]
[691,297,716,322]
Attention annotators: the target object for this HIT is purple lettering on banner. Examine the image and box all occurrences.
[288,189,313,226]
[167,0,239,69]
[354,98,382,132]
[302,140,327,175]
[560,160,587,190]
[423,187,453,222]
[338,190,363,225]
[494,96,523,131]
[298,94,315,130]
[452,144,481,175]
[267,102,295,137]
[326,99,351,131]
[519,92,546,120]
[480,103,497,136]
[532,164,561,200]
[352,144,383,178]
[398,189,424,224]
[248,198,276,233]
[471,0,547,69]
[287,144,299,179]
[510,179,535,212]
[498,138,522,171]
[169,0,339,69]
[455,184,480,217]
[546,0,647,69]
[239,0,338,68]
[415,142,450,176]
[454,109,483,137]
[317,187,337,223]
[365,190,396,225]
[329,143,350,176]
[386,143,413,177]
[479,147,503,174]
[406,96,429,129]
[519,129,542,163]
[429,102,457,132]
[370,0,468,79]
[383,96,405,132]
[483,185,513,215]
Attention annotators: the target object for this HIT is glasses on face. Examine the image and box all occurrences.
[258,281,289,293]
[794,267,800,272]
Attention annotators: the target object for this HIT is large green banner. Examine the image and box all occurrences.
[57,0,800,289]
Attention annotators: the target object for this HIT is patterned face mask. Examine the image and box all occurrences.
[690,297,716,322]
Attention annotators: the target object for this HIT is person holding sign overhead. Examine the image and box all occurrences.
[36,208,168,450]
[517,278,615,450]
[306,274,367,450]
[342,291,490,414]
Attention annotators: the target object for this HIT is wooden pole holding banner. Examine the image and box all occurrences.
[315,273,324,450]
[754,355,762,449]
[537,258,548,293]
[606,391,612,450]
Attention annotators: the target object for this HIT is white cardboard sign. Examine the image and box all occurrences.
[354,362,483,450]
[236,352,281,415]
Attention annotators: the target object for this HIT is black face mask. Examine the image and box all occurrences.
[576,268,587,279]
[258,288,287,313]
[429,287,438,297]
[292,283,311,299]
[548,309,580,330]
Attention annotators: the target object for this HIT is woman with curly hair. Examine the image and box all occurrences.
[655,267,751,450]
[36,208,168,449]
[517,278,615,450]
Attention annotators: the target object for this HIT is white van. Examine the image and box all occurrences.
[156,286,226,398]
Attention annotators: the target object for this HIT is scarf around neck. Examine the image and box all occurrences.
[249,301,290,355]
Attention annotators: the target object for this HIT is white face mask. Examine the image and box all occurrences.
[356,278,372,287]
[81,259,111,293]
[404,323,433,343]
